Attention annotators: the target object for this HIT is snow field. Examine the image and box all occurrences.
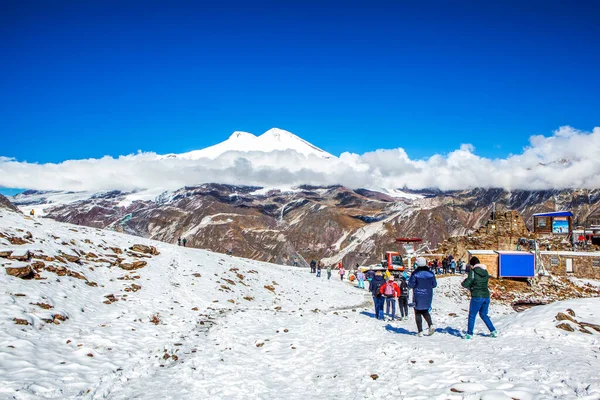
[1,209,600,399]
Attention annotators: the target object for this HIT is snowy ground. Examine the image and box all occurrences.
[1,210,600,400]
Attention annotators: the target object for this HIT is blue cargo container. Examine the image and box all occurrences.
[497,251,535,278]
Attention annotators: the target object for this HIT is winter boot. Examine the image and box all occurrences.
[417,331,423,337]
[491,330,498,338]
[428,325,435,336]
[464,334,472,340]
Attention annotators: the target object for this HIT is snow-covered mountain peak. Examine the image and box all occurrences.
[228,131,256,140]
[255,127,334,158]
[260,127,295,140]
[171,128,334,160]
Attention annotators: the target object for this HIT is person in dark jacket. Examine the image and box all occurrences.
[182,237,187,247]
[366,269,375,282]
[370,271,386,320]
[310,259,316,273]
[408,257,437,336]
[461,256,497,340]
[398,276,409,320]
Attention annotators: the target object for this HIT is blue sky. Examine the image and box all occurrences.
[1,0,599,165]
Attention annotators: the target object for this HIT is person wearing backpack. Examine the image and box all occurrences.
[398,276,409,320]
[380,276,400,321]
[461,256,497,340]
[370,271,386,320]
[408,257,437,337]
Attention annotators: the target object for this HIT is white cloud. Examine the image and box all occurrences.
[0,126,599,192]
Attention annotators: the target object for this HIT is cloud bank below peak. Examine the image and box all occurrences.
[1,126,599,193]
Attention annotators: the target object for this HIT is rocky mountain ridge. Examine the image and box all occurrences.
[11,186,600,267]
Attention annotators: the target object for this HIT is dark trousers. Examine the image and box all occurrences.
[414,309,433,333]
[373,296,385,320]
[398,297,409,317]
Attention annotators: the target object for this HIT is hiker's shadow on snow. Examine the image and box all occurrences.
[360,311,377,319]
[385,324,416,336]
[437,326,463,338]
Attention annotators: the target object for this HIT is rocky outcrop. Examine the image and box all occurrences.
[119,260,147,270]
[5,265,35,279]
[129,244,159,256]
[0,194,20,213]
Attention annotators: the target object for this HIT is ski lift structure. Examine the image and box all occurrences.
[394,237,435,269]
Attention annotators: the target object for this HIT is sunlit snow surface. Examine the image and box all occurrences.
[1,209,600,399]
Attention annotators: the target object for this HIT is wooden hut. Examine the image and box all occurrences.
[532,211,573,236]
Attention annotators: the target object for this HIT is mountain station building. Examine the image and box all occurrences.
[532,211,573,236]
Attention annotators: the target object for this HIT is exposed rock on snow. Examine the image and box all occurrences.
[129,244,159,255]
[5,264,34,279]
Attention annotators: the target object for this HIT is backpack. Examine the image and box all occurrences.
[371,279,385,296]
[384,282,395,296]
[399,280,409,297]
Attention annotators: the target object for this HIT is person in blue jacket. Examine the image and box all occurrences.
[408,257,437,337]
[369,271,386,320]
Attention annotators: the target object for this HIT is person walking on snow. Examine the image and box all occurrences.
[182,237,187,247]
[370,271,386,320]
[356,270,366,289]
[398,275,409,320]
[339,264,345,281]
[310,259,316,273]
[408,257,437,337]
[316,263,322,278]
[326,266,332,280]
[380,276,400,320]
[461,257,498,340]
[177,237,181,246]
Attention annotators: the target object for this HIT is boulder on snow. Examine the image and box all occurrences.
[556,323,575,332]
[119,260,147,271]
[59,252,81,263]
[8,249,31,261]
[129,244,159,256]
[556,312,577,323]
[0,249,13,258]
[7,236,28,245]
[5,265,35,279]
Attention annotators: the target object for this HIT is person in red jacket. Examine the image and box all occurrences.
[380,276,400,320]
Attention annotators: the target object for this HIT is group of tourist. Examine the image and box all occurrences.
[366,256,497,339]
[425,255,470,275]
[309,259,335,279]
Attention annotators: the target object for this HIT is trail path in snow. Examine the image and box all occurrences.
[99,277,600,400]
